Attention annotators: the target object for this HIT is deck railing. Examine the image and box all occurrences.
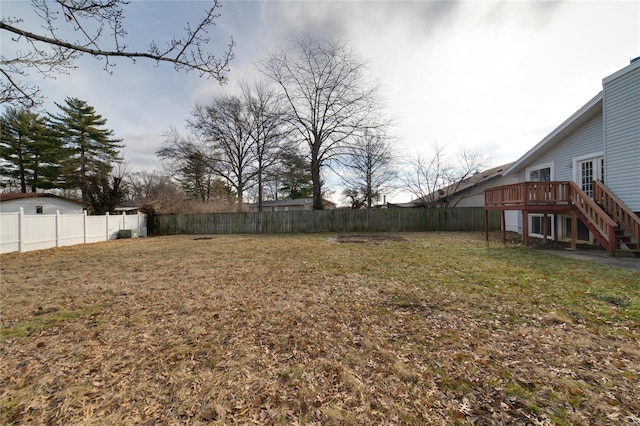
[485,181,570,207]
[594,180,640,246]
[485,181,618,253]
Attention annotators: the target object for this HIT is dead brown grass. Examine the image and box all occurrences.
[1,233,639,425]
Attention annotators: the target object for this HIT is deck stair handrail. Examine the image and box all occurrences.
[594,180,640,246]
[567,181,617,252]
[485,181,619,254]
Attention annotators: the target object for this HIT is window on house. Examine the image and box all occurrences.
[36,205,43,214]
[530,215,552,238]
[563,217,591,242]
[577,156,604,197]
[529,167,551,182]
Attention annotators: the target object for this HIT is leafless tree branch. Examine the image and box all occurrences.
[258,35,386,210]
[402,143,488,207]
[1,0,234,107]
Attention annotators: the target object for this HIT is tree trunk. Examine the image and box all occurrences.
[366,170,373,208]
[237,187,244,212]
[311,154,323,210]
[19,169,27,193]
[257,160,263,212]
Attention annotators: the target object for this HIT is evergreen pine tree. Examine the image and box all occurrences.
[278,151,313,200]
[49,97,124,212]
[0,107,63,192]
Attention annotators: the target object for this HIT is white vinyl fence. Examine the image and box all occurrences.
[0,209,146,254]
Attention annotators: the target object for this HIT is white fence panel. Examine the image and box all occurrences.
[0,209,146,254]
[107,213,122,240]
[23,214,57,252]
[123,214,144,236]
[0,213,19,253]
[59,213,85,247]
[86,214,108,243]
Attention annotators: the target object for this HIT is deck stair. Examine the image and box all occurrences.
[485,180,640,257]
[594,180,640,257]
[613,229,640,257]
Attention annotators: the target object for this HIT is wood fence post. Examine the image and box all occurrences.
[18,207,25,253]
[484,209,489,241]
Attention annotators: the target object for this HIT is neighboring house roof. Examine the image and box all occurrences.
[0,193,84,205]
[114,200,140,212]
[412,162,514,205]
[258,198,313,207]
[250,198,337,209]
[502,92,603,176]
[387,201,422,208]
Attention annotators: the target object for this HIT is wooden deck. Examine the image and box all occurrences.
[484,181,619,254]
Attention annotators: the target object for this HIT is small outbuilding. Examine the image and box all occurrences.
[0,193,85,215]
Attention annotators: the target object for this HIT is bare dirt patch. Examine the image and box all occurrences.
[330,234,409,243]
[1,233,639,425]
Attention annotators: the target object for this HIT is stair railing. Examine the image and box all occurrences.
[568,181,617,253]
[594,180,640,247]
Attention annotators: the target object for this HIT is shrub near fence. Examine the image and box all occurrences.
[156,207,500,235]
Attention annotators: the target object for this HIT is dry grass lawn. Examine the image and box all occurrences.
[1,232,639,425]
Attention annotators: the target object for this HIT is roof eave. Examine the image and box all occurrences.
[502,91,603,176]
[603,58,640,84]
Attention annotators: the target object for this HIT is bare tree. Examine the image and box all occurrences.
[402,143,488,207]
[125,170,186,211]
[339,131,397,208]
[241,81,288,211]
[259,36,384,210]
[157,128,221,204]
[1,0,234,107]
[189,96,257,209]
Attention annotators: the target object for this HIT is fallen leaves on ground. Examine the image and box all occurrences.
[1,233,639,425]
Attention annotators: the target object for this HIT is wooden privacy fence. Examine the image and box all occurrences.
[156,207,500,235]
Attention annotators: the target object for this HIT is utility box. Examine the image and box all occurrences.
[118,229,138,239]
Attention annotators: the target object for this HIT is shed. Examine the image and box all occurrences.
[0,193,85,215]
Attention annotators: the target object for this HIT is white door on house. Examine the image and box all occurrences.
[577,156,604,197]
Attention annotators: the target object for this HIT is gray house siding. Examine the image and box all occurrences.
[603,61,640,211]
[510,112,603,238]
[516,112,603,183]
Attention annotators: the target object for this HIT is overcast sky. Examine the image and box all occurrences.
[2,0,639,202]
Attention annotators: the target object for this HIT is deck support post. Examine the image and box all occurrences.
[522,210,529,247]
[543,213,548,243]
[501,210,506,245]
[570,210,577,249]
